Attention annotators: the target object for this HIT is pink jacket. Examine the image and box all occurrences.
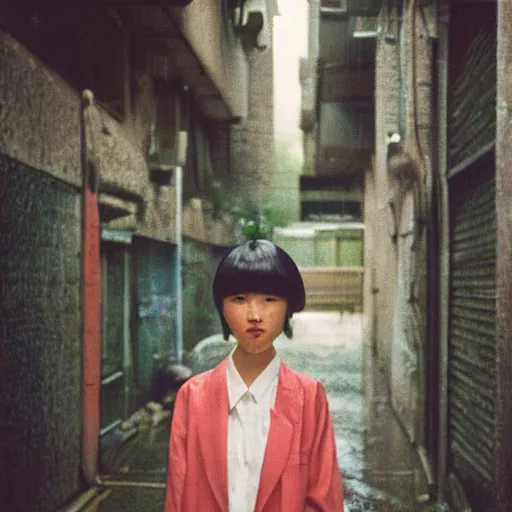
[164,359,344,512]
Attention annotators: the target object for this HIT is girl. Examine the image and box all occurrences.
[164,239,343,511]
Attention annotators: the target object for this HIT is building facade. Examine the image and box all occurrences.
[0,0,277,510]
[303,0,512,510]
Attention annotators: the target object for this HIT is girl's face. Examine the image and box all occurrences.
[223,292,288,355]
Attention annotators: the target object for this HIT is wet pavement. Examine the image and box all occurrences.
[275,312,429,511]
[65,311,431,512]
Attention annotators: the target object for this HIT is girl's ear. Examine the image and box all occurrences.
[221,316,232,341]
[284,317,293,338]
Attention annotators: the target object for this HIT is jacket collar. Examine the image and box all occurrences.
[226,349,281,410]
[198,359,303,512]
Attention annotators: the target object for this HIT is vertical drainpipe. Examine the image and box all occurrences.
[436,6,450,505]
[80,90,101,484]
[175,165,184,364]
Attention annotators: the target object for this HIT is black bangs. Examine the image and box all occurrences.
[215,266,289,301]
[212,239,306,314]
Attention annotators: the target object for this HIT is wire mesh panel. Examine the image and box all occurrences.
[0,155,82,511]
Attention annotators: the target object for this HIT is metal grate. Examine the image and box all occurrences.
[448,163,496,507]
[448,17,497,168]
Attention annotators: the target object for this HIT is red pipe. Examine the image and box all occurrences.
[81,94,101,484]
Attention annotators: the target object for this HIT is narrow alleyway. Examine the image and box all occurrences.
[68,312,429,512]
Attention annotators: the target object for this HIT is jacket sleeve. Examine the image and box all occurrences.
[304,382,344,511]
[164,383,189,512]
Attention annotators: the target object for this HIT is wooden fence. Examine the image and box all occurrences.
[299,266,364,311]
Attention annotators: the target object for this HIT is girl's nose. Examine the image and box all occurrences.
[247,301,262,322]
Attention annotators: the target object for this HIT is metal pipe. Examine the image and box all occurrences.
[95,476,166,489]
[57,488,101,512]
[436,4,450,505]
[80,89,102,485]
[175,165,184,363]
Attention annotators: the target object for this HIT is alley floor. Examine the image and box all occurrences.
[64,311,430,512]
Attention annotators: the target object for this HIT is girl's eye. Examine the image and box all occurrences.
[265,296,277,303]
[233,295,246,303]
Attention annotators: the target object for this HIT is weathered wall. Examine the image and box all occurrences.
[0,30,177,244]
[301,0,320,179]
[0,32,81,187]
[231,46,275,205]
[0,157,82,512]
[365,30,400,376]
[174,0,249,119]
[366,3,433,444]
[181,239,224,352]
[494,1,512,508]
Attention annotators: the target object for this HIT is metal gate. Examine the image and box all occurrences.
[448,155,496,509]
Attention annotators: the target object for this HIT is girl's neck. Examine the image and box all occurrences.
[232,345,277,388]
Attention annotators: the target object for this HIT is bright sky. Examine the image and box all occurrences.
[273,0,308,149]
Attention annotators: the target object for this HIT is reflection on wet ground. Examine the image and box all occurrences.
[275,312,428,511]
[73,311,429,512]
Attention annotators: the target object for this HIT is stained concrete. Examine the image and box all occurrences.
[71,311,432,511]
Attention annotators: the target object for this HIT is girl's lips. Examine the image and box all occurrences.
[247,328,264,337]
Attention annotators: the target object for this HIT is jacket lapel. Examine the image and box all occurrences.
[198,360,229,511]
[255,363,302,512]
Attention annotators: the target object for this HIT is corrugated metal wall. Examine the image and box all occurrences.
[446,5,497,509]
[448,160,496,509]
[0,156,82,511]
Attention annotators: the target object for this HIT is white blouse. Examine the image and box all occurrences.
[226,350,280,512]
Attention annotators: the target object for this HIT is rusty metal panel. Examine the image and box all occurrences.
[448,160,496,509]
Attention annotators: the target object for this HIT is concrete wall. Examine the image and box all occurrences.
[0,30,176,244]
[0,33,82,188]
[364,3,434,445]
[231,45,275,206]
[365,29,400,377]
[492,2,512,508]
[176,0,249,119]
[301,0,320,178]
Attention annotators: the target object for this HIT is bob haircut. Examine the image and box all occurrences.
[213,239,306,340]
